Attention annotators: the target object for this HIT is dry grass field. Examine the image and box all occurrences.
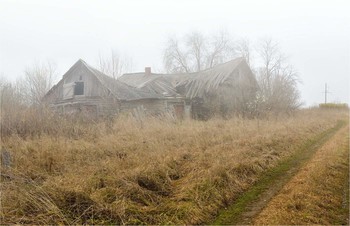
[0,109,348,224]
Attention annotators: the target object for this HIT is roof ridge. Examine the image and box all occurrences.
[121,57,245,77]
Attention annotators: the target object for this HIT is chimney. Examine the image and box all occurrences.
[145,67,151,76]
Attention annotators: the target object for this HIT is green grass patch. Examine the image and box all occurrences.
[211,120,346,225]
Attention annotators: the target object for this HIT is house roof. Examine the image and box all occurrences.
[119,72,190,97]
[176,57,246,98]
[45,59,162,101]
[119,57,249,99]
[81,60,162,100]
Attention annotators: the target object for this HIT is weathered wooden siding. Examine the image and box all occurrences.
[218,63,258,116]
[165,99,188,119]
[189,61,258,119]
[120,99,167,115]
[51,96,120,118]
[44,63,118,118]
[62,65,106,98]
[45,66,109,105]
[51,97,187,119]
[44,60,187,119]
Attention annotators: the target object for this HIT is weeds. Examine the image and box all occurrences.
[0,109,348,224]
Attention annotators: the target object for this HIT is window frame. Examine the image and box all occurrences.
[74,81,85,96]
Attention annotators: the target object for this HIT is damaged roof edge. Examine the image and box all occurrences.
[44,59,164,102]
[119,57,249,99]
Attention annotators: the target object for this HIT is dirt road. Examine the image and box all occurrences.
[212,120,349,225]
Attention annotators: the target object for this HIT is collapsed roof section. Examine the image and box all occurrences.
[119,72,190,97]
[119,57,251,99]
[82,61,162,100]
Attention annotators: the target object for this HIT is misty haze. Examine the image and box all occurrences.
[0,0,349,225]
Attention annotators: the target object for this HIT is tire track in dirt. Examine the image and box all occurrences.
[253,124,349,225]
[212,120,346,225]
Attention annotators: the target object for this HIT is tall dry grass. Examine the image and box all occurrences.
[253,124,349,224]
[0,109,348,224]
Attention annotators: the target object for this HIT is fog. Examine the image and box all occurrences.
[0,0,349,106]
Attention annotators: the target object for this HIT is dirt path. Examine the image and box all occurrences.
[212,120,347,225]
[253,124,349,225]
[239,167,297,224]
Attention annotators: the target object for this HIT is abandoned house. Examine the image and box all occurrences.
[43,59,184,118]
[44,57,258,119]
[119,57,258,119]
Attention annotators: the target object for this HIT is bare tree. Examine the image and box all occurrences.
[163,37,191,73]
[97,49,133,79]
[0,75,29,138]
[256,38,301,114]
[0,75,10,108]
[236,38,252,67]
[22,60,57,106]
[0,75,27,108]
[186,31,207,71]
[163,31,235,73]
[206,31,235,68]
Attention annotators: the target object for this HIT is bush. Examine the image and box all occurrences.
[319,103,349,110]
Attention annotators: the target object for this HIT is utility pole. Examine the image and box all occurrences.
[324,83,331,104]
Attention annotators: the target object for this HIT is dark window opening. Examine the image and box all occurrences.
[79,75,83,80]
[74,82,84,95]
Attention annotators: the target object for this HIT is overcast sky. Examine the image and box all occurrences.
[0,0,349,106]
